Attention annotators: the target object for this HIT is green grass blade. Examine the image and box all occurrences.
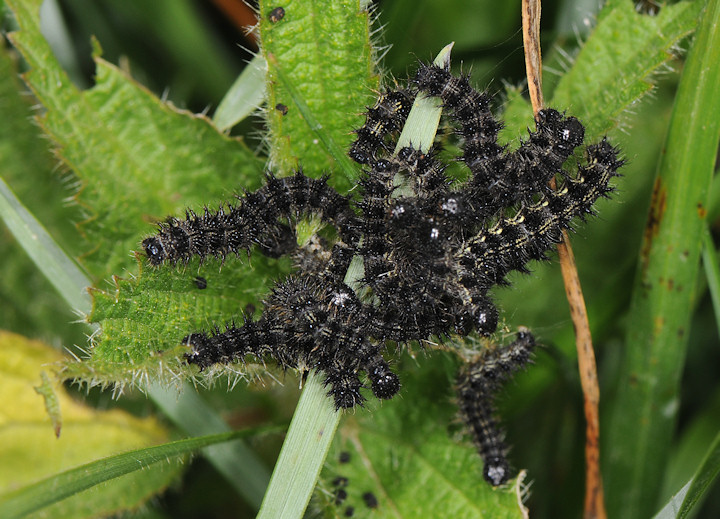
[702,228,720,338]
[676,429,720,518]
[149,382,272,509]
[395,42,452,152]
[0,177,91,315]
[652,482,691,519]
[653,429,720,519]
[0,428,279,519]
[257,372,341,519]
[604,1,720,517]
[213,54,268,132]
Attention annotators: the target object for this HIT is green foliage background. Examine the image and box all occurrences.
[1,0,719,518]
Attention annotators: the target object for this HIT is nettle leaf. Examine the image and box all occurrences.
[7,0,265,279]
[5,0,280,385]
[0,331,179,519]
[496,0,704,346]
[498,0,702,147]
[62,255,285,387]
[551,0,703,138]
[260,0,377,190]
[317,352,526,518]
[67,2,376,390]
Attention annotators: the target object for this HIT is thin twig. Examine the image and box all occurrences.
[521,2,606,518]
[522,0,544,113]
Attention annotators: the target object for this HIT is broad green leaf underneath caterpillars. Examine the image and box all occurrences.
[318,352,526,519]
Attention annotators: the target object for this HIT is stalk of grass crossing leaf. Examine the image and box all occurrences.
[256,373,341,519]
[604,1,720,517]
[0,178,92,315]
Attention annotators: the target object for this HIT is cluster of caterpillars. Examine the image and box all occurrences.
[142,62,623,484]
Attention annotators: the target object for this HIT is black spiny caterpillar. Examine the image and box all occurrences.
[456,330,536,486]
[142,62,623,416]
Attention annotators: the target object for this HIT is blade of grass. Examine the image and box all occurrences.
[0,173,271,509]
[256,372,341,519]
[0,427,280,519]
[604,1,720,517]
[0,177,91,314]
[702,228,720,339]
[676,429,720,519]
[394,42,453,153]
[213,53,268,132]
[149,381,272,509]
[652,429,720,519]
[652,482,691,519]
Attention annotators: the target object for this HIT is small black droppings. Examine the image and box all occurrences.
[362,491,378,509]
[334,488,347,505]
[268,7,285,23]
[194,276,207,289]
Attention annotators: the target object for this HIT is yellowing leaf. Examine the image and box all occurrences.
[0,331,180,518]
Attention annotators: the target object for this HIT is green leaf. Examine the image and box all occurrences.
[551,0,703,138]
[318,352,526,518]
[63,254,284,388]
[7,0,265,278]
[5,0,284,387]
[674,427,720,518]
[33,371,62,438]
[653,429,720,519]
[604,0,720,516]
[0,331,179,519]
[259,0,377,190]
[271,58,361,182]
